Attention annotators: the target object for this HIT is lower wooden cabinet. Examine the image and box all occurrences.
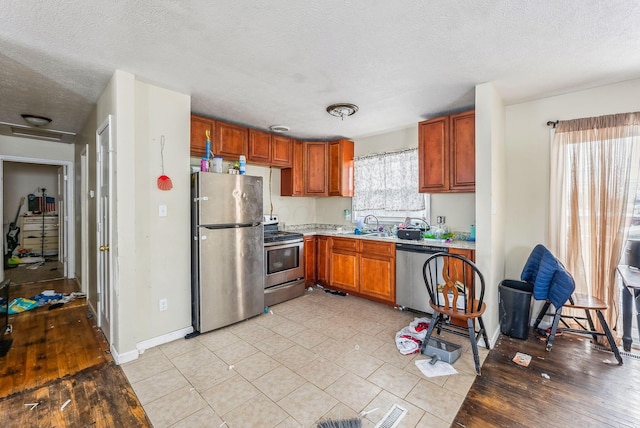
[448,247,476,327]
[327,237,396,305]
[316,236,330,286]
[358,240,395,303]
[304,236,316,286]
[330,237,359,292]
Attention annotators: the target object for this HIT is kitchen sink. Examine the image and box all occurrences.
[340,230,393,238]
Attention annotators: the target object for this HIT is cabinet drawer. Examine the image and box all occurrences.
[20,216,58,225]
[22,230,57,239]
[359,241,395,258]
[22,223,58,232]
[331,237,358,252]
[23,236,58,246]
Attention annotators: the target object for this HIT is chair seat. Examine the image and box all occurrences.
[430,300,486,319]
[565,293,608,310]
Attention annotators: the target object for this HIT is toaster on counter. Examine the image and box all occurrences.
[397,229,423,241]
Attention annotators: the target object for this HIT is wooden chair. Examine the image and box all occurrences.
[533,293,623,365]
[421,252,490,375]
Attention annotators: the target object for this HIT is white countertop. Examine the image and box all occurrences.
[297,228,476,250]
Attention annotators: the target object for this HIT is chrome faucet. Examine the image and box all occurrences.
[363,214,380,232]
[403,217,431,231]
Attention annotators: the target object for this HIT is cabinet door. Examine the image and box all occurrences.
[304,142,328,196]
[449,247,476,326]
[190,115,214,158]
[214,121,248,159]
[304,236,316,286]
[358,241,395,303]
[316,236,330,286]
[281,140,304,196]
[449,111,475,192]
[271,135,293,167]
[248,129,272,165]
[418,116,449,193]
[330,238,359,292]
[328,139,354,197]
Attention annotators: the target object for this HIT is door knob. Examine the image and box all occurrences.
[99,245,110,252]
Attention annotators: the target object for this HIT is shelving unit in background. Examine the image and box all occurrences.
[19,215,59,256]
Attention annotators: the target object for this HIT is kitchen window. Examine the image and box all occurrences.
[352,148,429,224]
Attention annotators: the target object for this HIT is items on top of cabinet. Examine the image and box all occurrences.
[205,129,211,159]
[239,155,246,175]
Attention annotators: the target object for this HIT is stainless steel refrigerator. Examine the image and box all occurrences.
[191,172,264,334]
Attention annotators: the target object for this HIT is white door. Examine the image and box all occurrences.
[96,117,113,344]
[56,166,68,276]
[80,146,89,294]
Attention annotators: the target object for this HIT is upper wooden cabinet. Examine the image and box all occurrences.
[281,140,354,197]
[419,110,475,193]
[304,142,328,196]
[271,135,293,167]
[328,139,354,197]
[281,140,304,196]
[248,130,293,167]
[215,121,248,159]
[248,129,271,164]
[190,115,215,158]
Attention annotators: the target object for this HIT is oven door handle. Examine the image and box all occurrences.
[264,239,304,248]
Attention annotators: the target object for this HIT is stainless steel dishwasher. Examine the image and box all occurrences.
[395,243,448,313]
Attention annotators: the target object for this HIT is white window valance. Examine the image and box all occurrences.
[352,148,424,212]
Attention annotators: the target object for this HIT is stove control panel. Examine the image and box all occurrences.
[263,214,279,225]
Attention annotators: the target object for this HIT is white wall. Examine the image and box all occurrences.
[475,82,507,342]
[74,106,97,307]
[4,162,58,218]
[93,71,196,361]
[504,78,640,279]
[317,124,476,232]
[134,80,191,342]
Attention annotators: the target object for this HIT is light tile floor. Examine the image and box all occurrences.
[122,289,488,427]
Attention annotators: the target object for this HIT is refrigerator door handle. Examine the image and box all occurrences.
[198,222,262,230]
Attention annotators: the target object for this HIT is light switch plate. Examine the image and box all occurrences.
[159,204,167,217]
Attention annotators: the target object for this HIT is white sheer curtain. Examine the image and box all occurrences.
[352,148,425,213]
[549,112,640,331]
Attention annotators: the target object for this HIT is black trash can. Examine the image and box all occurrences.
[499,279,534,339]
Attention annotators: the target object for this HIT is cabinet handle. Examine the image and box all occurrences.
[99,245,110,252]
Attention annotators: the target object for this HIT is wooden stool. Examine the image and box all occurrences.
[534,293,623,365]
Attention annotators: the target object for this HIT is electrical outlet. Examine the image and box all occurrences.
[159,298,168,312]
[437,216,445,224]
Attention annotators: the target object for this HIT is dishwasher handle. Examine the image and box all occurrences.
[396,243,449,254]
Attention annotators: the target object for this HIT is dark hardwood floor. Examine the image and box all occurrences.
[454,329,640,427]
[0,279,150,427]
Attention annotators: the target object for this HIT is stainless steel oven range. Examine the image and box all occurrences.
[263,215,305,307]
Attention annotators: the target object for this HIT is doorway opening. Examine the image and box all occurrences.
[1,156,74,287]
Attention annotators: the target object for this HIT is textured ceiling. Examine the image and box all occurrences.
[1,0,640,143]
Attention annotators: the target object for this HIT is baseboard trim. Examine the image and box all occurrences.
[137,326,194,353]
[113,347,138,365]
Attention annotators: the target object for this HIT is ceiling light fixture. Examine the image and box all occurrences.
[269,125,290,133]
[326,103,358,120]
[21,114,52,127]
